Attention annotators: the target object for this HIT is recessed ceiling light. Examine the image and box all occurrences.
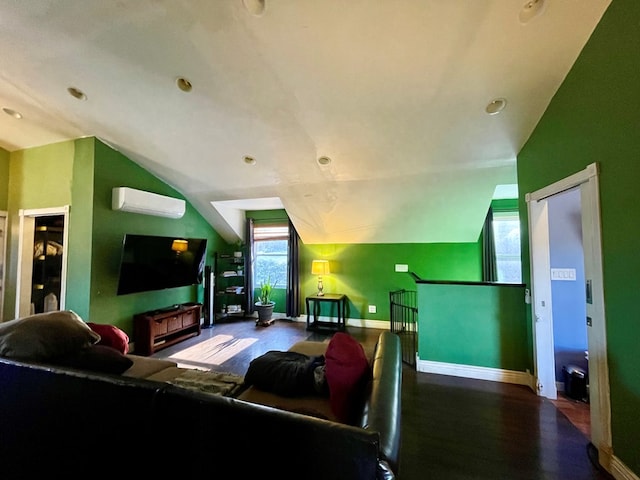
[2,107,23,119]
[519,0,546,24]
[243,0,266,16]
[244,156,256,165]
[176,77,193,92]
[317,156,331,166]
[485,98,507,115]
[67,87,87,100]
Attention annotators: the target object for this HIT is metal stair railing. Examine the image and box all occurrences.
[389,289,417,368]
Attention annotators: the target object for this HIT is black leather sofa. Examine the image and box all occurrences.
[0,331,401,480]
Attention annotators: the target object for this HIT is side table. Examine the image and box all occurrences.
[306,293,347,332]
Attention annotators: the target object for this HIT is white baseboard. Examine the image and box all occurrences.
[345,318,390,330]
[610,455,640,480]
[416,358,536,391]
[287,315,390,331]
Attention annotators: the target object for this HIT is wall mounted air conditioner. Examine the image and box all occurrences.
[111,187,186,219]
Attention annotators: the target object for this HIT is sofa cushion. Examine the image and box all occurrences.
[324,332,371,424]
[0,310,100,361]
[56,344,134,374]
[87,322,130,354]
[238,385,338,421]
[288,340,329,357]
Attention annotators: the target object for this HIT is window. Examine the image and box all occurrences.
[493,212,522,283]
[253,223,289,289]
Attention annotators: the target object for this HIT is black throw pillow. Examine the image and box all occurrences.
[244,350,325,397]
[56,345,133,375]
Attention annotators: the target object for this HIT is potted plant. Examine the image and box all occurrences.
[255,276,276,326]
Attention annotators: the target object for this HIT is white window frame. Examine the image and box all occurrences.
[252,223,289,290]
[493,210,522,284]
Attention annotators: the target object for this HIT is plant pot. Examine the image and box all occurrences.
[255,301,275,326]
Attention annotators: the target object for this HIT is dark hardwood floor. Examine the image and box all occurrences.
[551,394,591,438]
[151,316,612,480]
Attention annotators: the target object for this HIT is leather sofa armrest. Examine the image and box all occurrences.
[360,331,402,476]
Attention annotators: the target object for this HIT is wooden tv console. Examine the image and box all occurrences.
[134,303,202,356]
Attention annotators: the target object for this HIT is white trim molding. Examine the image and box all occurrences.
[16,206,70,318]
[287,315,390,331]
[416,358,536,390]
[610,455,639,480]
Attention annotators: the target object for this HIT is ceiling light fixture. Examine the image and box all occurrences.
[244,156,256,165]
[485,98,507,115]
[317,156,331,166]
[2,107,23,119]
[519,0,546,24]
[67,87,87,101]
[243,0,266,17]
[176,77,193,92]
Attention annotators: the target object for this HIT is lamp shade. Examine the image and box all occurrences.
[311,259,330,275]
[171,239,188,252]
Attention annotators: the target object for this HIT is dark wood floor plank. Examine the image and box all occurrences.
[151,317,612,480]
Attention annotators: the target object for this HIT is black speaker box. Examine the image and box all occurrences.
[563,365,588,402]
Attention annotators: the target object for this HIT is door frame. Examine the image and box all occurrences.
[0,210,7,321]
[15,206,69,318]
[525,162,612,467]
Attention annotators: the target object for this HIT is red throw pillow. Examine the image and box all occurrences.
[324,332,370,424]
[87,322,130,354]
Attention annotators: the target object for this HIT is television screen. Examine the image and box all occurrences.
[116,234,207,295]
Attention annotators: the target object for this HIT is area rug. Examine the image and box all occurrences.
[168,369,245,398]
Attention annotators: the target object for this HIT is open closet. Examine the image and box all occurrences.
[16,207,68,318]
[31,215,64,313]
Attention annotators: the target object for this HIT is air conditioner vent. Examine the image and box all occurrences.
[111,187,185,219]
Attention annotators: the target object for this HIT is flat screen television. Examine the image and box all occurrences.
[116,234,207,295]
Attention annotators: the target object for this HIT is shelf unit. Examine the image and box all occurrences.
[214,252,249,321]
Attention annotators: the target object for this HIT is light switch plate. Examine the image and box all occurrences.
[395,264,408,272]
[551,268,576,281]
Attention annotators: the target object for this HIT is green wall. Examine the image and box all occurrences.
[0,146,8,210]
[65,138,96,319]
[491,198,518,213]
[517,0,640,473]
[417,282,529,371]
[4,140,76,320]
[300,241,482,321]
[7,140,74,207]
[247,209,482,320]
[88,139,226,335]
[2,138,226,335]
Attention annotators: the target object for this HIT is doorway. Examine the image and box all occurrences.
[526,163,612,468]
[15,206,69,318]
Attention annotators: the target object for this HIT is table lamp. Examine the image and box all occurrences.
[311,259,330,296]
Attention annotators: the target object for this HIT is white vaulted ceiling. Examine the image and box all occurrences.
[0,0,611,244]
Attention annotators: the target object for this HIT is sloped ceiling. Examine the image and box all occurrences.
[0,0,611,244]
